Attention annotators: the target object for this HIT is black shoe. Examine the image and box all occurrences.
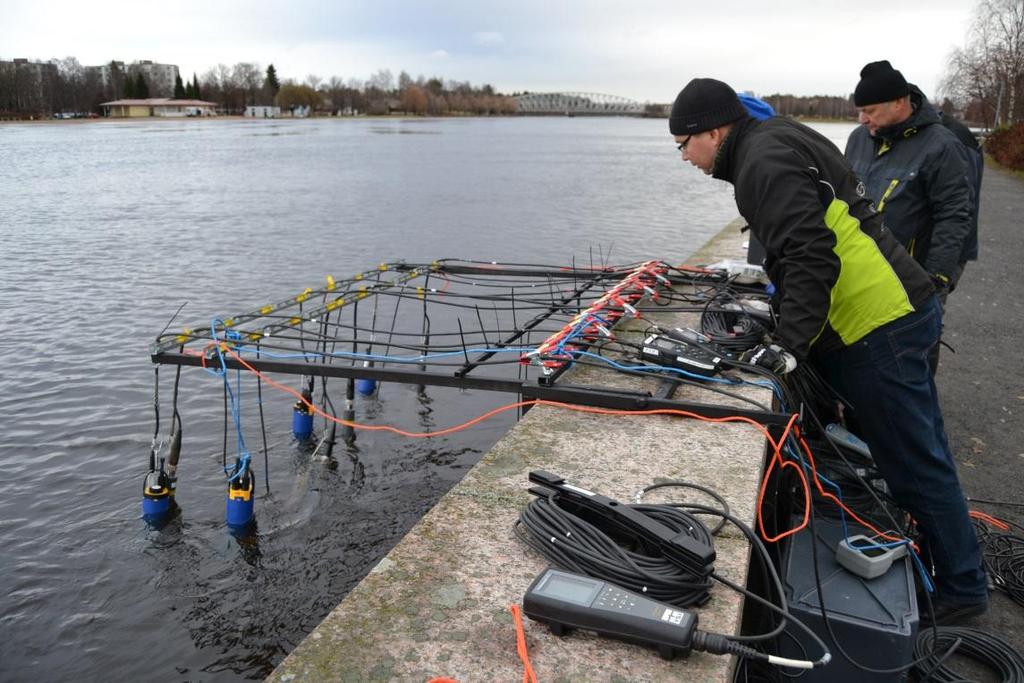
[918,596,988,626]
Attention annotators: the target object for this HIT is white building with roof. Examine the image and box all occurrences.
[100,98,215,118]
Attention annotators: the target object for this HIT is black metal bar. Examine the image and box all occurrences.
[415,264,622,279]
[152,355,790,425]
[522,383,792,426]
[153,352,526,393]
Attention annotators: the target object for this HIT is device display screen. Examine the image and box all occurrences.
[537,572,601,605]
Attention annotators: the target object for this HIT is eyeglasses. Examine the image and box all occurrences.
[676,135,692,152]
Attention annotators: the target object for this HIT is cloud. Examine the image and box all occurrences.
[429,49,450,59]
[472,31,504,47]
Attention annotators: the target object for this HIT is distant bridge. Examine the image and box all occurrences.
[514,92,645,116]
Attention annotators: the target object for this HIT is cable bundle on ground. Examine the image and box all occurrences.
[974,518,1024,608]
[514,494,714,607]
[912,626,1024,683]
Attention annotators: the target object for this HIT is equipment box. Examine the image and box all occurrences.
[779,516,919,681]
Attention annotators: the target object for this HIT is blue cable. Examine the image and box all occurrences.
[226,453,251,483]
[206,319,253,478]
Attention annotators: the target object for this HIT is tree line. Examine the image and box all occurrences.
[0,57,516,118]
[203,64,516,116]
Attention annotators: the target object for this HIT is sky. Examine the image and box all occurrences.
[1,0,977,103]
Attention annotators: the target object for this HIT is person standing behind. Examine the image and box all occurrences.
[845,60,972,301]
[938,110,984,285]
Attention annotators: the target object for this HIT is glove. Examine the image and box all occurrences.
[931,273,951,307]
[740,343,797,375]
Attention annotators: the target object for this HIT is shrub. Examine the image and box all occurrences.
[985,122,1024,171]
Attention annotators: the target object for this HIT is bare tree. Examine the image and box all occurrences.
[232,62,263,107]
[398,70,412,92]
[367,68,394,94]
[941,0,1024,126]
[324,75,345,113]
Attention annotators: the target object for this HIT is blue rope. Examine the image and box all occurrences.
[207,319,253,478]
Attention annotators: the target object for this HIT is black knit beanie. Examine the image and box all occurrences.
[669,78,747,136]
[853,60,909,106]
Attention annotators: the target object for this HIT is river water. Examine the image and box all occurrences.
[0,116,856,681]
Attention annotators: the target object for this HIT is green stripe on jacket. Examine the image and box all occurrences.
[817,199,915,346]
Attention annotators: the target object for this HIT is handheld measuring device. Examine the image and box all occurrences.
[640,330,724,377]
[523,567,698,660]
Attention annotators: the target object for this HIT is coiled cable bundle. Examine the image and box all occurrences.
[973,517,1024,607]
[700,300,768,354]
[514,492,714,607]
[912,626,1024,683]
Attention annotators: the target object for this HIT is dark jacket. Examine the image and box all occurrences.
[844,86,972,281]
[713,116,934,359]
[939,111,983,263]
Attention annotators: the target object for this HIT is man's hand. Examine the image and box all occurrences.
[931,273,950,306]
[740,343,797,375]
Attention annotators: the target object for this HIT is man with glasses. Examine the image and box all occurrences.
[669,77,987,625]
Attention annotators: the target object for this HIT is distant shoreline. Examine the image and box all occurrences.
[0,113,860,126]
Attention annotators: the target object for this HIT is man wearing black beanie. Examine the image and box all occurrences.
[671,77,988,625]
[845,61,973,336]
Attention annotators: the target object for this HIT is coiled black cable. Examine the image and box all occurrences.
[700,305,768,354]
[974,518,1024,608]
[514,492,714,607]
[912,626,1024,682]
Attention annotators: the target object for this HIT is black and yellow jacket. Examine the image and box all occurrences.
[712,116,934,359]
[844,87,973,281]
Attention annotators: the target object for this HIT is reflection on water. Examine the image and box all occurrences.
[0,116,851,680]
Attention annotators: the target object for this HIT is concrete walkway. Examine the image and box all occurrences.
[934,162,1024,660]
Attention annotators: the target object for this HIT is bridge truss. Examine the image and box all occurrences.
[514,92,645,116]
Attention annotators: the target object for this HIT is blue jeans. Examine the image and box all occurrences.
[815,296,987,604]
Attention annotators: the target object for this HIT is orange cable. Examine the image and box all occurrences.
[792,433,915,548]
[754,414,812,542]
[970,510,1010,530]
[211,343,794,443]
[509,604,538,683]
[204,342,892,547]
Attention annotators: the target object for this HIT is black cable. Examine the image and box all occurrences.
[514,492,714,607]
[149,366,160,472]
[974,518,1024,608]
[515,489,832,666]
[700,293,769,354]
[912,626,1024,682]
[255,341,270,494]
[635,481,731,536]
[568,356,774,412]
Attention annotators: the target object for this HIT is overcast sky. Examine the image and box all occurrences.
[2,0,976,102]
